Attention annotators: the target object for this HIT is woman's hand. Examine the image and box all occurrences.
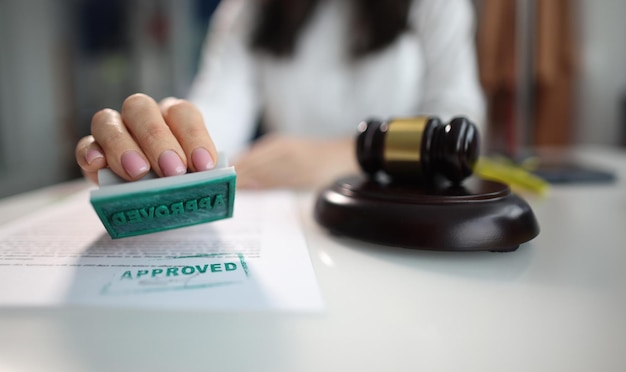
[75,94,218,184]
[233,134,359,189]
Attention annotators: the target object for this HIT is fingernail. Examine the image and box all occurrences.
[85,149,104,165]
[121,151,149,178]
[191,148,215,171]
[159,150,187,176]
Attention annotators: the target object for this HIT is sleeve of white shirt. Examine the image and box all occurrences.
[186,0,260,159]
[411,0,486,128]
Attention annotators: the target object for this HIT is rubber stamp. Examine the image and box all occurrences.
[90,153,236,239]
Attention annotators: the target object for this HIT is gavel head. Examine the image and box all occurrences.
[356,116,479,184]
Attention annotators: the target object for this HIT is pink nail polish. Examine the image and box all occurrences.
[85,149,104,165]
[191,148,215,171]
[159,150,187,176]
[121,151,149,178]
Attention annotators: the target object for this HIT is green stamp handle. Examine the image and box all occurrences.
[90,154,236,239]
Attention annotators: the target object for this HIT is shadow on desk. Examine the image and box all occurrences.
[0,305,300,372]
[321,232,535,282]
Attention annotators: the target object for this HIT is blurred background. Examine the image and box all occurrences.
[0,0,625,198]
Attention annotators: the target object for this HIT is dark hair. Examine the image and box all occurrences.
[251,0,412,58]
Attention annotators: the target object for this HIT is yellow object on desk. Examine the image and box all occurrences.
[474,156,550,196]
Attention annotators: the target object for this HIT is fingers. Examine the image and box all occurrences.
[90,107,151,181]
[233,135,300,189]
[160,98,218,172]
[82,93,216,183]
[75,135,107,184]
[120,94,187,178]
[233,135,359,189]
[232,136,278,188]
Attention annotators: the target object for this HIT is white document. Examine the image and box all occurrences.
[0,189,324,311]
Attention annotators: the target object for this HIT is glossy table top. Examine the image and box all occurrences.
[1,147,625,372]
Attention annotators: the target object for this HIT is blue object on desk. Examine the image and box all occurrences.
[531,161,616,184]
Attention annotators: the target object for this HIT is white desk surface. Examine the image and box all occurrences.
[1,146,625,372]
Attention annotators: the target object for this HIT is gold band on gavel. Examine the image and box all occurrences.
[383,117,429,176]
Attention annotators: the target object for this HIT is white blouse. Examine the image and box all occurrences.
[188,0,485,157]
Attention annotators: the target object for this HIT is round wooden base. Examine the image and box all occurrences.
[314,175,540,252]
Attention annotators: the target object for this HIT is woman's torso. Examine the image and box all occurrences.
[254,0,425,138]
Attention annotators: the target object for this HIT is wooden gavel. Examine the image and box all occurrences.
[356,116,479,184]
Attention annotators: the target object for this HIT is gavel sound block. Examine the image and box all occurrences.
[314,116,539,252]
[314,175,539,252]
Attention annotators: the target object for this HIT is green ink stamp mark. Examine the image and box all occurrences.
[91,153,236,239]
[101,253,249,295]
